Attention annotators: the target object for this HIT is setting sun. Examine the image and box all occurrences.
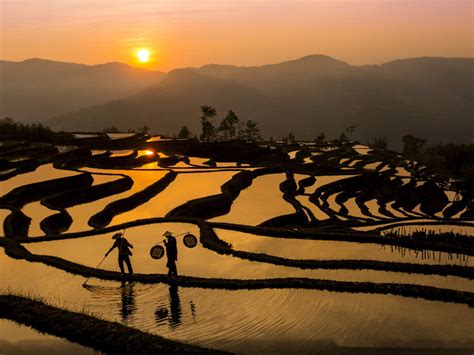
[136,49,150,63]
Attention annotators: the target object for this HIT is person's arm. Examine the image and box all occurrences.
[105,241,118,256]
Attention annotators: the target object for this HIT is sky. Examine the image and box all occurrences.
[1,0,473,71]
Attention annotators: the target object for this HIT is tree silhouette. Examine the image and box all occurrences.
[178,126,192,139]
[0,117,71,140]
[200,106,216,141]
[243,120,262,142]
[402,135,427,157]
[345,125,357,141]
[369,137,388,150]
[138,125,149,134]
[315,132,325,142]
[218,110,240,140]
[103,125,119,133]
[288,133,296,144]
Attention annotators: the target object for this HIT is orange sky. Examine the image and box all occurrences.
[1,0,473,71]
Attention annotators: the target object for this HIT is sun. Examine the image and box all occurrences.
[136,49,150,63]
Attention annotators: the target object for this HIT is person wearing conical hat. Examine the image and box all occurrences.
[105,232,134,275]
[163,231,178,277]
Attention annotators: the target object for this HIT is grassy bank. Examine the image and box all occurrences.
[0,294,223,354]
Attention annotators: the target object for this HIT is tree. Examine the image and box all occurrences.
[200,106,217,141]
[339,132,348,142]
[369,137,388,150]
[237,121,246,140]
[138,125,149,134]
[218,110,240,140]
[102,125,119,133]
[315,132,325,142]
[178,126,192,139]
[243,120,262,142]
[288,133,296,144]
[402,135,427,156]
[345,125,357,141]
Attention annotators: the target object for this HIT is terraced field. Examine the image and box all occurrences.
[1,135,473,353]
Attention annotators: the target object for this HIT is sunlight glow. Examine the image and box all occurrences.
[137,49,150,63]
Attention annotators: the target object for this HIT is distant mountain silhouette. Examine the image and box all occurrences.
[4,55,473,145]
[0,58,164,122]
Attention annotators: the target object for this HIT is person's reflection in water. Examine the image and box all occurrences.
[120,281,136,322]
[155,285,183,329]
[168,284,182,328]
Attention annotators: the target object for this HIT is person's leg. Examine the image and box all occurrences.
[171,261,178,276]
[124,255,133,274]
[118,255,125,274]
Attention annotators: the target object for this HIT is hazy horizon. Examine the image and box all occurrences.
[3,53,474,73]
[1,0,473,71]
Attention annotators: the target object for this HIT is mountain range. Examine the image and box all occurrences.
[1,55,473,146]
[0,58,164,122]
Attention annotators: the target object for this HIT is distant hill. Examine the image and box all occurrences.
[6,55,474,146]
[0,58,165,122]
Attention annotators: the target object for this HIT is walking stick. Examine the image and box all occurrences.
[82,254,108,287]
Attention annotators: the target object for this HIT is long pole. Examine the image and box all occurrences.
[155,231,191,245]
[82,254,108,287]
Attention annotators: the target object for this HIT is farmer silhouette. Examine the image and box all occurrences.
[106,232,134,275]
[163,231,178,277]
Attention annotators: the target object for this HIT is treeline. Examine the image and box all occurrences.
[176,106,262,142]
[401,135,474,196]
[0,117,64,140]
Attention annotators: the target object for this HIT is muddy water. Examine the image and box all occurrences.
[1,250,474,354]
[0,319,96,354]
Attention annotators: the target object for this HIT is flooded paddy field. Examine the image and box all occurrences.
[0,136,473,353]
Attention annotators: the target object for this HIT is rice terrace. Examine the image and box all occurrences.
[1,1,474,352]
[0,120,473,353]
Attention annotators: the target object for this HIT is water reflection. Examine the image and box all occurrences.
[1,253,474,353]
[155,285,184,329]
[120,281,136,322]
[169,284,182,328]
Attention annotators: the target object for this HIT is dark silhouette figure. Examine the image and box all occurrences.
[163,231,178,277]
[155,285,182,329]
[106,233,134,274]
[168,284,182,328]
[120,281,136,322]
